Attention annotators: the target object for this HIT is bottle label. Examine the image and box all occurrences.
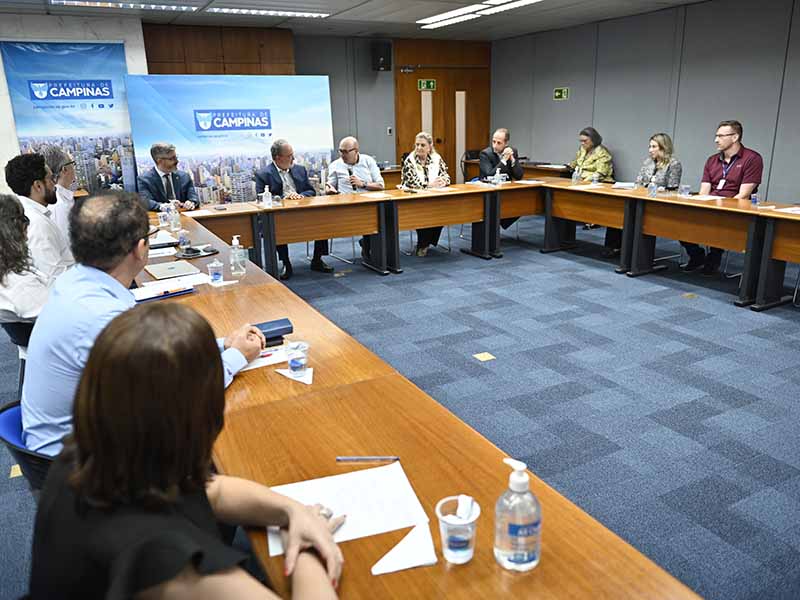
[508,521,540,537]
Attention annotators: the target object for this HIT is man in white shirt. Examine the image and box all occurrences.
[40,145,77,241]
[4,154,74,289]
[325,136,385,261]
[325,136,385,195]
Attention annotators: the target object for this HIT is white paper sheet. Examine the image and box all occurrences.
[148,247,178,258]
[612,182,636,190]
[241,346,288,372]
[266,462,429,556]
[361,192,392,199]
[569,183,604,190]
[371,524,438,576]
[538,164,567,169]
[516,179,545,185]
[132,282,193,302]
[775,206,800,214]
[183,209,214,217]
[691,194,724,201]
[142,273,211,287]
[275,367,314,385]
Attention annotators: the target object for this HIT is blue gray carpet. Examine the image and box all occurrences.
[1,217,799,599]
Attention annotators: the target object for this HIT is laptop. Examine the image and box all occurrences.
[144,260,201,280]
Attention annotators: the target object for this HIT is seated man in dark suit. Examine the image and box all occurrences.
[137,142,197,212]
[255,139,332,280]
[479,128,524,229]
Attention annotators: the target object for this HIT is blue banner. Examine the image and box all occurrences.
[126,74,334,203]
[0,42,135,192]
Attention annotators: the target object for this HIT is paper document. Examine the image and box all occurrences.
[569,183,604,190]
[775,206,800,214]
[371,524,438,575]
[362,192,392,199]
[267,462,429,556]
[148,247,177,258]
[538,164,568,169]
[612,182,636,190]
[275,367,314,385]
[517,179,545,185]
[132,281,193,302]
[183,209,214,217]
[241,346,288,372]
[143,273,211,287]
[691,194,724,201]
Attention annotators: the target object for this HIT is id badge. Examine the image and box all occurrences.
[717,179,726,190]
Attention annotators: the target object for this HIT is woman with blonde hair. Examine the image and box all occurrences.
[636,132,682,190]
[400,131,451,256]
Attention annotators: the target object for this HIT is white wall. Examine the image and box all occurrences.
[0,15,147,192]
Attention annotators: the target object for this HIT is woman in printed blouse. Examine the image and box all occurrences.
[568,127,614,183]
[400,131,451,256]
[637,132,682,189]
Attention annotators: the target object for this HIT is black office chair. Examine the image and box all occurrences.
[0,401,53,492]
[1,321,33,400]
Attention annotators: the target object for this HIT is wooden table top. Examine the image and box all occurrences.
[213,374,699,600]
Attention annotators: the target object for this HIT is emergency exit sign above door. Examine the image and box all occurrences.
[553,87,570,101]
[418,79,437,91]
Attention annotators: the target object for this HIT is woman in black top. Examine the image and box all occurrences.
[29,303,344,599]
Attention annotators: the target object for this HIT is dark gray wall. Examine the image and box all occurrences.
[295,36,396,163]
[491,0,800,199]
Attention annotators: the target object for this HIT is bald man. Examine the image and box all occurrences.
[326,136,385,260]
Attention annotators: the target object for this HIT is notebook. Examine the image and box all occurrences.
[144,260,200,280]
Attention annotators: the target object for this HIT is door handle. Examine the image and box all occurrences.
[435,138,443,144]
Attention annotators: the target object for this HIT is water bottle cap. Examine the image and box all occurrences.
[503,458,530,492]
[231,235,240,246]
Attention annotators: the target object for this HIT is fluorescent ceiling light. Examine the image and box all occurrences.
[420,13,482,29]
[477,0,544,15]
[416,4,486,25]
[207,7,328,17]
[50,0,196,9]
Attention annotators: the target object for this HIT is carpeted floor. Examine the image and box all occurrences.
[2,217,799,599]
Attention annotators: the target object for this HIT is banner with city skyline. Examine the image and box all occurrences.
[0,42,136,193]
[125,74,335,204]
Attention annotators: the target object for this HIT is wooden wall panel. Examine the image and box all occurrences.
[143,24,294,76]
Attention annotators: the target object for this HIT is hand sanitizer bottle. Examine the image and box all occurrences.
[230,235,247,277]
[494,458,541,571]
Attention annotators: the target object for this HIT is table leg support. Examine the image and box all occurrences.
[627,200,667,277]
[385,201,403,274]
[361,202,390,276]
[460,191,493,260]
[734,217,764,307]
[489,191,502,258]
[248,212,264,269]
[750,218,790,311]
[261,212,279,280]
[541,189,577,254]
[615,197,637,274]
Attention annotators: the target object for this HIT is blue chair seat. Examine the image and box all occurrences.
[0,401,53,491]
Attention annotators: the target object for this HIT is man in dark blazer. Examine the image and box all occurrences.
[137,142,198,212]
[479,128,524,229]
[255,139,332,280]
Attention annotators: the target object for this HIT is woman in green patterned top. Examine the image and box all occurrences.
[568,127,614,183]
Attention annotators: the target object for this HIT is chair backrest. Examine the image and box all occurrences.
[0,401,53,490]
[1,321,34,348]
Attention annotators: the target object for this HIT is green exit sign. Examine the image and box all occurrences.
[553,87,570,101]
[418,79,437,91]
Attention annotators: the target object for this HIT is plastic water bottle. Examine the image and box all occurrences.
[571,167,581,185]
[750,193,760,206]
[591,172,601,185]
[230,235,247,277]
[494,458,541,572]
[168,202,182,232]
[647,182,658,198]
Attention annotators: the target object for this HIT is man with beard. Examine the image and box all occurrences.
[4,153,74,286]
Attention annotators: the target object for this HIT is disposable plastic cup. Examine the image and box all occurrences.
[157,212,169,228]
[435,496,481,564]
[287,341,309,376]
[678,184,691,197]
[207,260,224,284]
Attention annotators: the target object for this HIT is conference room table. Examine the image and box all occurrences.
[139,212,699,599]
[181,177,799,311]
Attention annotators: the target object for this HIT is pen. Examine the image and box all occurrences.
[336,455,399,462]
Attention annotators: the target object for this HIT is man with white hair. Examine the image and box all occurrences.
[137,142,197,212]
[39,145,77,241]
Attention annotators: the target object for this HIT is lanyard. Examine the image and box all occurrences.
[720,155,738,179]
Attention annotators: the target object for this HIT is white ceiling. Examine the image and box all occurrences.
[0,0,702,40]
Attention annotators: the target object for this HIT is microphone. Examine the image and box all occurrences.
[347,166,354,176]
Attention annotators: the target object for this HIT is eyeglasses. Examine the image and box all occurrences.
[59,160,76,171]
[715,133,736,138]
[161,155,179,162]
[339,148,357,154]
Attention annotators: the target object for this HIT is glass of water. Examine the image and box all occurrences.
[287,341,310,377]
[435,496,481,564]
[678,184,691,197]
